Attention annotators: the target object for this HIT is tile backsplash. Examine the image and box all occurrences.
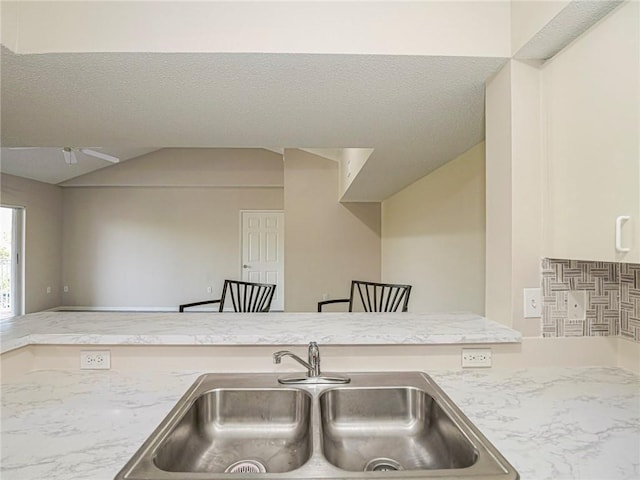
[541,258,640,342]
[620,263,640,342]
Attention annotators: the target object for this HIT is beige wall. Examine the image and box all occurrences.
[486,1,638,336]
[485,60,544,335]
[510,60,544,336]
[62,187,282,308]
[0,174,63,313]
[62,148,284,187]
[485,63,514,328]
[3,2,510,57]
[6,336,639,381]
[283,149,381,312]
[381,143,486,314]
[61,149,284,308]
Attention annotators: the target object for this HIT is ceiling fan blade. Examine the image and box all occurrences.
[62,148,77,165]
[79,148,120,163]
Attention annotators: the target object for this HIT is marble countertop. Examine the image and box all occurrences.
[1,366,638,480]
[0,311,521,354]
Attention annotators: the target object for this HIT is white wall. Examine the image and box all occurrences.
[0,174,63,313]
[381,142,486,314]
[61,149,284,308]
[284,149,381,312]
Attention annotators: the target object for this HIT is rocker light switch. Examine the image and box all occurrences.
[523,288,541,318]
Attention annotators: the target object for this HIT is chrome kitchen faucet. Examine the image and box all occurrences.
[273,341,350,384]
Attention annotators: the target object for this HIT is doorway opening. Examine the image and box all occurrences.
[1,206,25,319]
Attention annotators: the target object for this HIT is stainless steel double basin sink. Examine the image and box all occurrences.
[115,372,518,479]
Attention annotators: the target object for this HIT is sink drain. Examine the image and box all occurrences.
[364,458,404,472]
[224,459,267,474]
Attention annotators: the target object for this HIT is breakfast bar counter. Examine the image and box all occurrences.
[0,311,522,354]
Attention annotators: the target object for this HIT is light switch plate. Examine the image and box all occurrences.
[523,288,541,318]
[567,290,587,320]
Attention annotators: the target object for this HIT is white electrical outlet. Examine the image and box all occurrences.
[63,286,69,293]
[80,350,111,370]
[207,286,212,294]
[567,290,587,320]
[461,348,492,368]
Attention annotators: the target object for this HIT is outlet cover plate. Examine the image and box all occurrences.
[461,348,492,368]
[80,350,111,370]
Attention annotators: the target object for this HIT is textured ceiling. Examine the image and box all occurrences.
[1,50,505,196]
[515,0,622,59]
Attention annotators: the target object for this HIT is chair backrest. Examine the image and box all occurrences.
[349,280,412,312]
[220,280,276,312]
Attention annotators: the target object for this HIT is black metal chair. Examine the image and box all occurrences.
[179,280,276,312]
[317,280,412,313]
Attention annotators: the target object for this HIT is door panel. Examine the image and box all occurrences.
[248,232,260,262]
[265,232,278,262]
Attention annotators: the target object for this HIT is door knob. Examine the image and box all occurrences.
[242,264,251,269]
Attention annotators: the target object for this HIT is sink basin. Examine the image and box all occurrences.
[115,372,519,480]
[319,387,476,472]
[154,388,312,473]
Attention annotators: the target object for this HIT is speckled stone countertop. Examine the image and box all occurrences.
[0,311,521,354]
[1,367,638,480]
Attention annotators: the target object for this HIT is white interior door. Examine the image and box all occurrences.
[241,211,284,311]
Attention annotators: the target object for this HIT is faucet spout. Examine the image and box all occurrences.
[273,350,313,374]
[272,342,321,377]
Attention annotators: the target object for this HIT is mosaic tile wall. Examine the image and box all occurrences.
[541,258,640,342]
[620,263,640,342]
